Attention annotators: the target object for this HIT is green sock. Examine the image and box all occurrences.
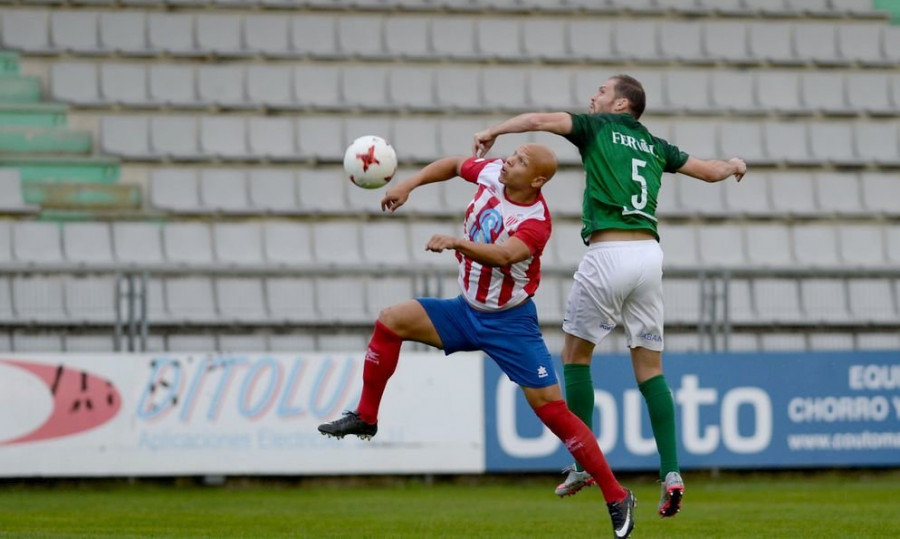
[563,364,594,472]
[639,374,680,481]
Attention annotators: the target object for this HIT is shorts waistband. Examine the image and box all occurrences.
[587,239,659,251]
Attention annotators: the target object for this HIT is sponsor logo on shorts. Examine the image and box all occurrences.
[641,333,663,343]
[599,319,615,331]
[537,366,549,379]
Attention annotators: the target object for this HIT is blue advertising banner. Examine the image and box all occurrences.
[484,351,900,471]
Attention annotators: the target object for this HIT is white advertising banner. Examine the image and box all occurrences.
[0,353,485,477]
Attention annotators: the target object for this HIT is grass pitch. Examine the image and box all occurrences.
[1,470,898,538]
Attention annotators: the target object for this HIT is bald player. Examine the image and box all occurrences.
[319,144,637,539]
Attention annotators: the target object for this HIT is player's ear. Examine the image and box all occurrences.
[531,175,548,189]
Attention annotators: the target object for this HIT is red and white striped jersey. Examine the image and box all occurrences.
[455,157,552,311]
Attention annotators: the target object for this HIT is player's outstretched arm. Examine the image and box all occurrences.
[426,234,533,267]
[381,156,467,213]
[473,113,573,158]
[677,156,747,183]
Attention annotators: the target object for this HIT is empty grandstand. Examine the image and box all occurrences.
[0,0,897,355]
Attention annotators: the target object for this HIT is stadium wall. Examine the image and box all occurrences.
[0,351,898,477]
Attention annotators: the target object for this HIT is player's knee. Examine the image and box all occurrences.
[377,305,409,337]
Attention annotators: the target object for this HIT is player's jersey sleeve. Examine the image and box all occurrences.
[653,136,690,173]
[459,157,497,183]
[511,217,551,256]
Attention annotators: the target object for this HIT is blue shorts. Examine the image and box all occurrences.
[417,295,558,388]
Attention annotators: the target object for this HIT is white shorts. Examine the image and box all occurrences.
[562,240,665,351]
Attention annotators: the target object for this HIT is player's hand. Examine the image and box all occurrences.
[425,234,458,253]
[730,158,747,182]
[381,185,411,213]
[473,130,496,158]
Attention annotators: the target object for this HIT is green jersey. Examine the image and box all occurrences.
[565,113,689,242]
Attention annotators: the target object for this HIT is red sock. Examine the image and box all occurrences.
[535,400,627,503]
[355,320,403,424]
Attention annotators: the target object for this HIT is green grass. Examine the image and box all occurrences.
[0,471,898,538]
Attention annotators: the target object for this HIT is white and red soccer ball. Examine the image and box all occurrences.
[343,135,397,189]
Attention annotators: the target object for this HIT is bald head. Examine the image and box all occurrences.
[519,143,558,184]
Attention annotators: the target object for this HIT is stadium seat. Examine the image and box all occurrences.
[342,66,390,110]
[431,18,478,59]
[150,116,200,159]
[702,21,751,63]
[297,168,346,213]
[217,333,268,352]
[659,224,698,268]
[885,226,900,265]
[100,64,147,106]
[857,333,900,350]
[435,67,482,111]
[658,20,705,63]
[837,23,888,65]
[65,275,117,323]
[755,71,807,115]
[337,15,386,58]
[262,222,313,267]
[165,277,217,323]
[214,223,264,266]
[100,116,149,158]
[847,279,896,323]
[0,10,51,52]
[366,276,415,318]
[266,277,318,322]
[567,20,614,61]
[196,13,243,55]
[150,169,202,213]
[294,65,342,108]
[12,333,64,352]
[808,333,855,351]
[361,221,411,267]
[318,332,368,352]
[51,63,100,105]
[297,117,343,160]
[748,22,801,64]
[312,221,362,266]
[476,19,521,60]
[438,117,483,156]
[791,224,839,267]
[769,171,817,216]
[698,225,746,267]
[216,278,267,323]
[148,65,198,107]
[392,118,440,162]
[764,123,814,165]
[719,121,768,165]
[384,16,431,59]
[199,169,251,213]
[316,277,368,323]
[269,333,317,352]
[147,14,195,55]
[612,20,658,61]
[12,276,66,323]
[794,23,842,65]
[670,120,717,160]
[815,173,862,215]
[50,11,101,53]
[854,123,900,166]
[0,223,10,267]
[758,333,806,352]
[388,66,437,110]
[801,72,851,115]
[65,335,116,353]
[838,225,886,267]
[860,173,900,215]
[99,12,147,55]
[63,222,113,266]
[679,174,729,216]
[754,278,803,323]
[244,14,290,56]
[167,334,218,352]
[13,222,63,265]
[407,221,457,267]
[200,116,250,160]
[728,278,756,324]
[845,73,894,116]
[163,223,214,266]
[527,67,575,110]
[744,224,792,267]
[521,19,568,61]
[531,274,564,324]
[710,71,759,114]
[249,169,299,213]
[113,222,164,266]
[197,66,246,108]
[663,279,701,324]
[665,71,711,113]
[248,117,296,161]
[540,168,583,218]
[0,171,36,214]
[809,123,859,166]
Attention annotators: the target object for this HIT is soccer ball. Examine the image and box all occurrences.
[343,135,397,189]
